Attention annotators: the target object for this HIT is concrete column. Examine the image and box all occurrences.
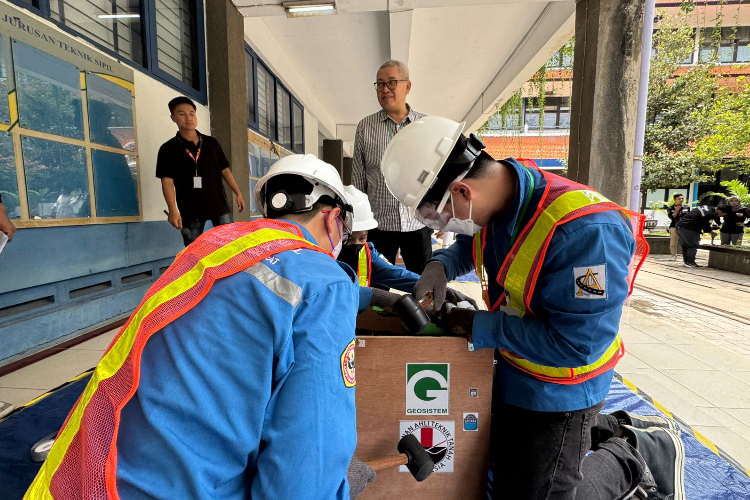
[323,139,345,180]
[205,0,250,221]
[342,157,353,185]
[567,0,644,206]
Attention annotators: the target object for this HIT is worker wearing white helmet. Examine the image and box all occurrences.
[378,116,684,500]
[28,153,377,500]
[339,185,476,312]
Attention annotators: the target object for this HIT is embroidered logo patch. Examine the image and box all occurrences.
[574,265,607,299]
[341,339,356,388]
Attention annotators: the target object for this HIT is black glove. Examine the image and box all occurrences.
[348,455,376,499]
[445,287,479,310]
[445,304,476,338]
[415,261,448,311]
[370,288,401,311]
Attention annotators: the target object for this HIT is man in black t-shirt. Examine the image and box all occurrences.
[156,96,245,246]
[676,203,728,267]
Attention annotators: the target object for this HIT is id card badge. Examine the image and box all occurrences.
[193,176,202,189]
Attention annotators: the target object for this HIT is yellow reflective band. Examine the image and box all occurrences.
[358,246,368,287]
[504,190,612,316]
[24,228,315,499]
[500,334,623,379]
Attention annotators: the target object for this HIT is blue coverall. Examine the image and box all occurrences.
[432,159,635,412]
[355,243,420,311]
[115,221,360,499]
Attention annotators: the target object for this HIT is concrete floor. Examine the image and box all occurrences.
[2,251,749,470]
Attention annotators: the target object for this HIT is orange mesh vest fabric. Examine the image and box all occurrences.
[25,220,328,500]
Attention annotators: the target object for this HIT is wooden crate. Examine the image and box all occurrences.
[355,310,494,500]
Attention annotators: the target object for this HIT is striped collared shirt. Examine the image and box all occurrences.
[352,106,427,232]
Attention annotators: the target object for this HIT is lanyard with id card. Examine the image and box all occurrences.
[185,136,203,188]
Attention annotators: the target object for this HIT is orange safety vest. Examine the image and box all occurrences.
[25,220,329,500]
[473,166,648,385]
[356,244,372,287]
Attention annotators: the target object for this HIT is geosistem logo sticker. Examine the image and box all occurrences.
[405,363,450,415]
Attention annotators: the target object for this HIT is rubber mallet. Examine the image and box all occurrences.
[364,433,434,482]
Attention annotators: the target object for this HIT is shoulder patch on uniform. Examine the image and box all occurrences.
[341,339,356,388]
[573,264,607,299]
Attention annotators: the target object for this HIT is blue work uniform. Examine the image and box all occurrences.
[115,221,360,499]
[432,159,635,412]
[354,243,420,311]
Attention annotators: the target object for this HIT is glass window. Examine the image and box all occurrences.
[92,149,138,216]
[246,51,256,125]
[249,178,259,213]
[699,27,750,63]
[524,97,570,129]
[49,1,143,66]
[0,132,19,219]
[293,102,303,152]
[155,0,200,89]
[13,41,84,140]
[22,136,89,219]
[257,64,275,138]
[260,147,271,176]
[276,85,291,149]
[249,143,261,177]
[0,36,9,124]
[87,74,135,151]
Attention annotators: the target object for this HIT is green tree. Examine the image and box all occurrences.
[642,8,750,191]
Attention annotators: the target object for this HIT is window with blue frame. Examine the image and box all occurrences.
[11,0,205,102]
[245,46,305,152]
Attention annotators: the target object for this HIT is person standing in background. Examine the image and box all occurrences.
[667,193,689,261]
[157,96,245,247]
[719,195,749,246]
[352,60,432,274]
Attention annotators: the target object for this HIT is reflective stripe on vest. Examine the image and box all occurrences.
[357,244,372,287]
[472,166,648,385]
[25,220,328,500]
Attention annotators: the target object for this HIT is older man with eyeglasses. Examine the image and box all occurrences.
[351,60,432,276]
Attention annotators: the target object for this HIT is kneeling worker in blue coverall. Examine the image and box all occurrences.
[339,185,476,312]
[379,116,686,500]
[25,154,375,500]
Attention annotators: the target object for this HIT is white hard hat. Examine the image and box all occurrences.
[255,154,352,228]
[380,116,465,216]
[344,185,378,232]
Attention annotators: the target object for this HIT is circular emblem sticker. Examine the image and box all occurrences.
[341,339,356,388]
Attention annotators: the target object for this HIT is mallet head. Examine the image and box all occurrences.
[397,433,434,481]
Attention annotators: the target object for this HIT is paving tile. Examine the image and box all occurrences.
[619,371,720,425]
[691,425,750,471]
[625,343,715,371]
[69,328,119,351]
[699,407,750,441]
[661,369,750,409]
[0,349,101,391]
[615,354,651,374]
[619,327,661,344]
[633,325,711,346]
[0,387,47,408]
[672,344,750,372]
[723,408,750,429]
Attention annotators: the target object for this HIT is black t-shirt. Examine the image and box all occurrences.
[676,205,718,233]
[155,131,231,221]
[667,204,689,228]
[721,206,750,234]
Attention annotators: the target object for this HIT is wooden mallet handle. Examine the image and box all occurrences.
[365,454,408,471]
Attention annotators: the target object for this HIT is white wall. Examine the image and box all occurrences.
[303,108,319,156]
[134,71,211,222]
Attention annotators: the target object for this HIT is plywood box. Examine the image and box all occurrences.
[355,315,494,500]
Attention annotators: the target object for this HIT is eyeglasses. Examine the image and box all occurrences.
[374,79,408,91]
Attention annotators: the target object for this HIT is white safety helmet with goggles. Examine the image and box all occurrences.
[255,154,353,232]
[380,116,487,234]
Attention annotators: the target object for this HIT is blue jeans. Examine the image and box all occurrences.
[180,212,233,247]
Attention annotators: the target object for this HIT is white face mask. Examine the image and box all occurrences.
[328,217,344,258]
[443,192,484,236]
